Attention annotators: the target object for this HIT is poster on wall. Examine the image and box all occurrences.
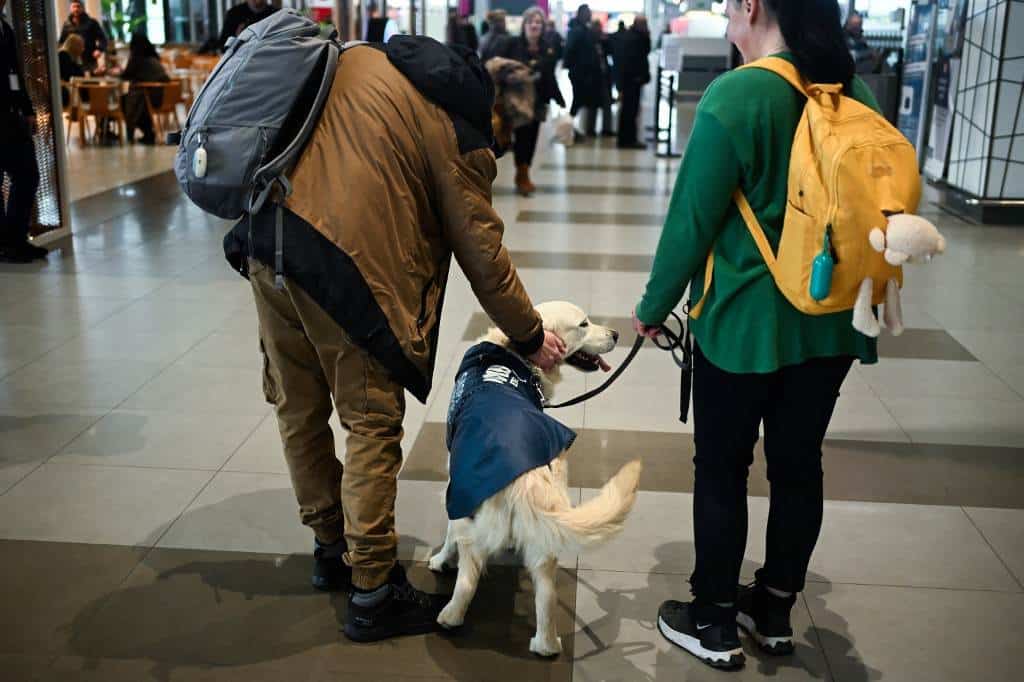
[923,0,969,180]
[898,0,937,164]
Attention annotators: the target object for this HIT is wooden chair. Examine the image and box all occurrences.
[137,80,184,142]
[76,83,126,145]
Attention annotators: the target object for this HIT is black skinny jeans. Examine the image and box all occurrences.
[690,343,853,604]
[513,120,541,167]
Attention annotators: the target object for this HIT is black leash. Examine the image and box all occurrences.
[545,309,694,423]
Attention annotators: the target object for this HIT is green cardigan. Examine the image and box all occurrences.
[636,54,880,374]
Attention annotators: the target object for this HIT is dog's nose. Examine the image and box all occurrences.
[611,330,620,342]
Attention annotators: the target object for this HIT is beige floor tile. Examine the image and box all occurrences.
[0,296,132,333]
[825,391,910,443]
[858,358,1021,401]
[45,327,204,366]
[804,582,1024,682]
[178,331,262,370]
[882,396,1024,447]
[584,384,693,433]
[802,501,1019,591]
[0,358,166,410]
[223,415,292,475]
[0,462,212,545]
[963,507,1024,587]
[53,410,263,471]
[157,471,312,554]
[120,361,271,417]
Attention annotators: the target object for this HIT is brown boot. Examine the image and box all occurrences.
[515,164,533,197]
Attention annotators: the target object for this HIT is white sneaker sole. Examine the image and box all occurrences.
[736,612,794,654]
[658,616,744,669]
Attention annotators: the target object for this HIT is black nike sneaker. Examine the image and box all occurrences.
[657,600,745,670]
[736,582,797,655]
[343,564,448,643]
[311,538,351,591]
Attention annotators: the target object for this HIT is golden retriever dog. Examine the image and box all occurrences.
[429,301,642,657]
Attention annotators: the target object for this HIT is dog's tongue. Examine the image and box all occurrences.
[598,356,611,372]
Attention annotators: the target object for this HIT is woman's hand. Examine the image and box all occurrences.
[632,309,662,339]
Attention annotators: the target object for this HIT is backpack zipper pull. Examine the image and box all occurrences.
[193,131,208,179]
[809,225,835,302]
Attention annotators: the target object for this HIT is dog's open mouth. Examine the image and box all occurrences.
[565,349,611,373]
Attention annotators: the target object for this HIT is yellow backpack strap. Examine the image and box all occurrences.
[734,190,781,277]
[738,56,809,95]
[689,250,715,319]
[691,190,779,320]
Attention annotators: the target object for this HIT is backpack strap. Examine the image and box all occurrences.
[738,56,808,94]
[689,190,782,320]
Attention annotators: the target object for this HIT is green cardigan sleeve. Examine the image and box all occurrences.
[635,110,741,325]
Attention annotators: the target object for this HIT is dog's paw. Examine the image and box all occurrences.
[428,554,452,573]
[437,601,465,629]
[529,634,562,658]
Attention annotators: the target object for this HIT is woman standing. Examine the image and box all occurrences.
[498,6,565,196]
[632,0,881,671]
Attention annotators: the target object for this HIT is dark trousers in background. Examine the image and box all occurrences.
[690,343,853,604]
[513,120,541,167]
[0,123,39,246]
[617,83,642,146]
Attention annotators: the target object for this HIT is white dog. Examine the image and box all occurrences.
[429,301,642,657]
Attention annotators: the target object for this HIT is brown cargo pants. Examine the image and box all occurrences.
[249,260,405,590]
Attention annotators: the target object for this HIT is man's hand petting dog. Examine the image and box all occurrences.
[527,330,567,370]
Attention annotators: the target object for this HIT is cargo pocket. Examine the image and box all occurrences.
[259,337,279,406]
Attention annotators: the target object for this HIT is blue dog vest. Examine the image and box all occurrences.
[445,342,577,520]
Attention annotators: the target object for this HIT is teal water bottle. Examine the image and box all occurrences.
[809,226,835,301]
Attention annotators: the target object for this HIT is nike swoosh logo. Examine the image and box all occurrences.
[697,624,712,631]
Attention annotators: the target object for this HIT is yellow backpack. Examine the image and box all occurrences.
[690,56,921,319]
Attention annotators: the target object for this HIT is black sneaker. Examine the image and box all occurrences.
[657,600,745,670]
[736,582,797,655]
[312,538,351,591]
[343,564,447,643]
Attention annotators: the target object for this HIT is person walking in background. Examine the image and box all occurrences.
[479,9,511,63]
[120,32,170,145]
[544,18,564,62]
[218,0,277,51]
[844,11,878,73]
[591,18,615,138]
[633,0,882,670]
[564,4,603,139]
[613,15,651,149]
[0,0,46,263]
[497,5,566,196]
[58,0,107,71]
[446,11,479,51]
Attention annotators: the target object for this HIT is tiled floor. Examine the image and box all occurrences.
[1,100,1023,680]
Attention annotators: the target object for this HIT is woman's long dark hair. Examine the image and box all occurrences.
[762,0,855,89]
[129,31,159,60]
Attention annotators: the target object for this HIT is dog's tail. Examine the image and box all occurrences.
[546,459,642,547]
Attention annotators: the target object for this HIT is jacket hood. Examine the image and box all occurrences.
[385,35,494,145]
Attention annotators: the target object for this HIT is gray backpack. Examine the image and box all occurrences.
[173,10,359,284]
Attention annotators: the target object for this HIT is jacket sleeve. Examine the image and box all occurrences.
[94,23,108,54]
[436,148,544,355]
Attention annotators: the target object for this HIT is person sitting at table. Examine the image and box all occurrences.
[58,33,87,108]
[121,32,169,145]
